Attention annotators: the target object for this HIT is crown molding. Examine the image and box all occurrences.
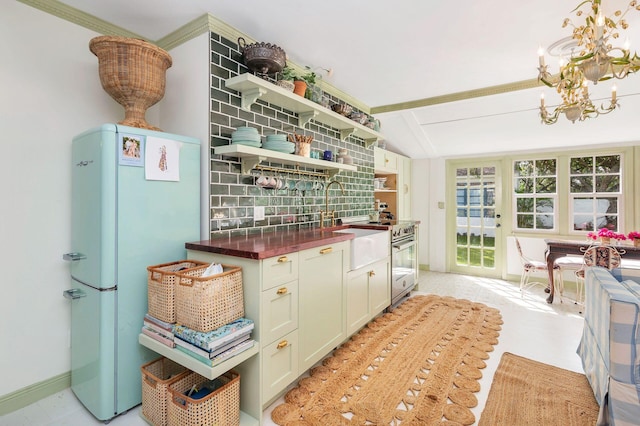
[17,2,370,112]
[371,78,542,114]
[18,0,146,40]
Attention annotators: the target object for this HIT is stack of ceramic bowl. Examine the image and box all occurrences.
[231,126,261,147]
[337,148,353,165]
[262,134,295,154]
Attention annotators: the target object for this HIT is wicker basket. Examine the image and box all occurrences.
[141,357,190,426]
[167,370,240,426]
[147,260,209,323]
[175,264,244,332]
[89,36,172,131]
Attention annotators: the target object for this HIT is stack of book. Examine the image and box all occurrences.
[141,313,175,347]
[173,317,255,367]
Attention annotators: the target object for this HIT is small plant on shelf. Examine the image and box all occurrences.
[276,65,296,92]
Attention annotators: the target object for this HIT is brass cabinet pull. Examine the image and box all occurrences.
[277,340,288,349]
[369,270,376,277]
[277,256,288,263]
[276,287,288,295]
[319,247,333,255]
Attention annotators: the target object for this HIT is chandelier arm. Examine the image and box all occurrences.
[535,0,640,125]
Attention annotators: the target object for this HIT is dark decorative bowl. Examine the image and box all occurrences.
[331,104,353,116]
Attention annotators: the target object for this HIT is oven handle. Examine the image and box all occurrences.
[392,239,416,251]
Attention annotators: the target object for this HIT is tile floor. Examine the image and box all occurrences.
[0,271,586,425]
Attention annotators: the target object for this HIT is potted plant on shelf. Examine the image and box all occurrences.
[276,65,295,92]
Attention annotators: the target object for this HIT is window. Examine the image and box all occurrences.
[570,154,622,232]
[513,159,557,231]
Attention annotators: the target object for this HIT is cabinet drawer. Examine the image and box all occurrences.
[262,330,299,403]
[261,279,298,345]
[262,252,298,291]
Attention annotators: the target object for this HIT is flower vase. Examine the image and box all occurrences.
[634,238,640,248]
[600,237,611,245]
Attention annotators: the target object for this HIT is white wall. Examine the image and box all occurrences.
[160,33,211,239]
[1,2,113,395]
[0,2,163,396]
[427,158,447,272]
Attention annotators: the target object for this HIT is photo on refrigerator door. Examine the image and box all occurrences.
[145,136,181,181]
[118,133,144,167]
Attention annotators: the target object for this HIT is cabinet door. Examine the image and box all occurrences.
[374,147,398,173]
[369,258,391,315]
[298,242,347,372]
[261,279,298,346]
[346,268,370,336]
[262,330,298,403]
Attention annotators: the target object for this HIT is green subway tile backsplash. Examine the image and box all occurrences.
[206,31,376,238]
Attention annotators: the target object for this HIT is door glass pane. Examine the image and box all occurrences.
[453,164,499,273]
[483,249,495,267]
[457,247,468,265]
[457,228,468,244]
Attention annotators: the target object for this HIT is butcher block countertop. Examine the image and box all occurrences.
[185,223,393,260]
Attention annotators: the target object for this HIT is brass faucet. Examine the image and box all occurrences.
[320,180,345,228]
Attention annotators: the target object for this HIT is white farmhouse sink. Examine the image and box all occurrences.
[334,228,390,270]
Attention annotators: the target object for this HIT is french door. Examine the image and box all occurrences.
[449,161,503,277]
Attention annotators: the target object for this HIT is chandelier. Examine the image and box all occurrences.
[537,0,640,124]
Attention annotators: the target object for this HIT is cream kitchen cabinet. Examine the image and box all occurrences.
[397,155,412,220]
[184,238,349,422]
[374,148,412,220]
[374,146,398,173]
[346,257,391,336]
[297,241,348,373]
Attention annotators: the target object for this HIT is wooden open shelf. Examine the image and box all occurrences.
[225,73,383,146]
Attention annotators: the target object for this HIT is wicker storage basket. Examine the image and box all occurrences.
[175,264,244,332]
[89,36,172,131]
[147,260,209,323]
[141,357,190,426]
[167,370,240,426]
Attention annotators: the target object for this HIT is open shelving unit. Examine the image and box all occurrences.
[213,143,357,177]
[225,73,383,146]
[139,334,260,425]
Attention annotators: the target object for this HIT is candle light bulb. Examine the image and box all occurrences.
[612,84,617,102]
[538,46,546,67]
[624,38,631,51]
[540,93,545,107]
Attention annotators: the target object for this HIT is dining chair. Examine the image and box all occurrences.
[575,244,623,308]
[514,236,560,298]
[554,256,585,303]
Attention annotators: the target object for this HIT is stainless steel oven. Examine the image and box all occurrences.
[391,222,417,307]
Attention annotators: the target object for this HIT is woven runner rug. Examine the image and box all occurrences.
[479,352,599,425]
[271,294,503,425]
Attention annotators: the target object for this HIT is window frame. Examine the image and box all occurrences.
[568,153,624,234]
[512,158,558,233]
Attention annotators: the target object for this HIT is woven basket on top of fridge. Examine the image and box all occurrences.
[141,357,190,426]
[147,260,209,323]
[175,264,244,332]
[167,369,240,426]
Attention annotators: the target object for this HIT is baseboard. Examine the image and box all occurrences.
[0,372,71,416]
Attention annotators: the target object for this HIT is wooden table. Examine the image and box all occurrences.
[544,239,640,303]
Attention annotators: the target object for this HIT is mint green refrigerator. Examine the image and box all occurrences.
[62,124,201,421]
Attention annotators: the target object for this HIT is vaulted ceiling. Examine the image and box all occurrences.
[50,0,640,158]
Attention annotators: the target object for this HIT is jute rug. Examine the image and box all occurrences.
[271,294,503,425]
[478,352,599,425]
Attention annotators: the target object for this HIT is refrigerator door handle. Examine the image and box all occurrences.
[63,288,87,300]
[63,252,87,261]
